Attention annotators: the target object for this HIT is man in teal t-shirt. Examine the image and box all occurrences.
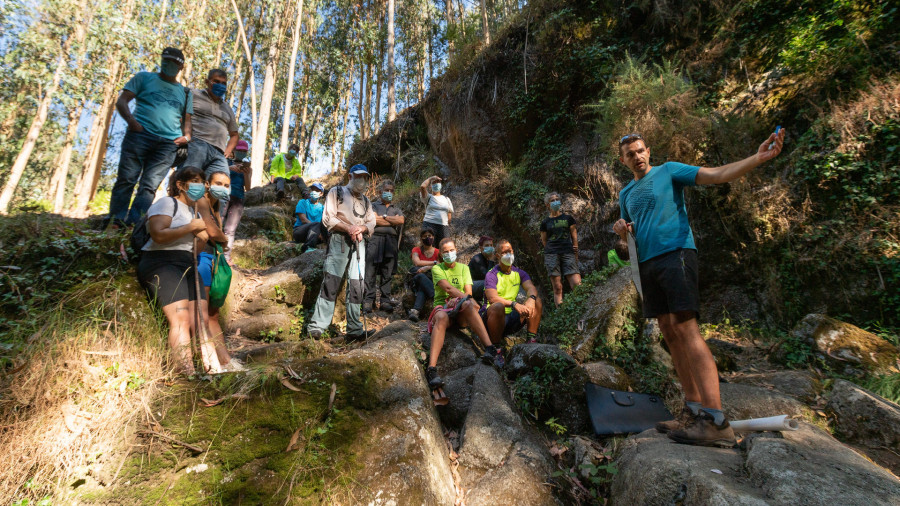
[105,47,193,228]
[614,130,785,448]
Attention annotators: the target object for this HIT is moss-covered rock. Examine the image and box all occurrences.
[571,267,640,362]
[86,322,456,504]
[792,314,900,374]
[582,361,631,391]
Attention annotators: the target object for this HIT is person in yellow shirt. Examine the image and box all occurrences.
[425,238,498,392]
[482,239,543,345]
[269,143,304,199]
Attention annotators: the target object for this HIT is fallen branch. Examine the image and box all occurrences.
[138,430,204,454]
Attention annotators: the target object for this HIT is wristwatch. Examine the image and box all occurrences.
[529,294,537,301]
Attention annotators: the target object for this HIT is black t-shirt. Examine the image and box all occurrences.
[540,214,577,254]
[468,253,496,282]
[372,201,404,236]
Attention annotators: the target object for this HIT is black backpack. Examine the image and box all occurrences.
[130,197,178,261]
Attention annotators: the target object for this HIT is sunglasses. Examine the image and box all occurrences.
[619,133,643,145]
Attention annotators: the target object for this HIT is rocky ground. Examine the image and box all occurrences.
[79,183,900,505]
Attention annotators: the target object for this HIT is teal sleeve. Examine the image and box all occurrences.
[185,89,193,115]
[123,72,142,95]
[669,162,700,186]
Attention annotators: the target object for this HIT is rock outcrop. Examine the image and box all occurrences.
[790,313,900,374]
[611,422,900,505]
[719,383,810,421]
[571,267,640,362]
[829,379,900,448]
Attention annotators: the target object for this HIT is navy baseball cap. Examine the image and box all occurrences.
[348,164,369,175]
[310,182,325,192]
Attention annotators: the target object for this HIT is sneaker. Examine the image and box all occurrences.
[425,366,444,390]
[656,406,693,434]
[309,328,323,339]
[668,411,737,448]
[276,189,286,200]
[494,347,506,368]
[408,309,420,322]
[481,345,505,367]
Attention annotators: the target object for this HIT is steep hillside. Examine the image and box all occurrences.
[350,0,900,329]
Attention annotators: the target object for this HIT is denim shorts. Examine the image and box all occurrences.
[544,252,579,277]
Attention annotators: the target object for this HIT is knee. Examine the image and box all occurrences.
[434,312,449,327]
[487,302,505,318]
[533,297,543,312]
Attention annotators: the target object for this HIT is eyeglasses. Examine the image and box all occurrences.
[619,133,643,145]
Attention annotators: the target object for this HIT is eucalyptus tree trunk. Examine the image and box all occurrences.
[48,104,83,213]
[386,0,396,122]
[230,0,260,141]
[279,0,305,152]
[480,0,491,45]
[249,0,292,187]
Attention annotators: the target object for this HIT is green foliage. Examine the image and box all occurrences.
[861,374,900,404]
[591,317,674,397]
[544,417,567,436]
[542,267,617,348]
[512,355,572,419]
[503,166,551,222]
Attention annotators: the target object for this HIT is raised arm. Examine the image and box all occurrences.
[695,130,785,185]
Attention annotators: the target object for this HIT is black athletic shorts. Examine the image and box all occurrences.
[638,248,699,319]
[137,250,206,307]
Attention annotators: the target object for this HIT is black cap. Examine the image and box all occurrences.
[161,47,185,64]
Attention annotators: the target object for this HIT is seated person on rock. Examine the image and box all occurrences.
[194,170,245,372]
[482,239,543,346]
[269,144,305,199]
[407,227,439,322]
[425,238,503,392]
[293,182,327,252]
[468,235,496,304]
[608,238,629,268]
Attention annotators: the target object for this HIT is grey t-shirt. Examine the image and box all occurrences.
[142,197,198,252]
[190,88,238,152]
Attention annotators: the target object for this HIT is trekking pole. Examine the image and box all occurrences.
[354,237,369,340]
[190,206,203,373]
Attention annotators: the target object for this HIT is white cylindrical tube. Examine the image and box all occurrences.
[729,415,799,432]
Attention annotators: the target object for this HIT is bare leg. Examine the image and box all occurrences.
[658,313,701,403]
[428,312,450,368]
[550,275,564,305]
[205,287,232,364]
[565,272,582,290]
[669,311,721,409]
[457,299,493,347]
[196,299,224,374]
[162,301,195,375]
[526,297,543,333]
[485,302,507,345]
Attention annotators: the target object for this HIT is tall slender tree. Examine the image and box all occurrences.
[386,0,396,122]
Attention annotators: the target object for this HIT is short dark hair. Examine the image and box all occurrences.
[495,238,511,251]
[478,235,494,247]
[168,166,204,196]
[618,133,645,152]
[208,68,227,80]
[420,227,435,238]
[289,144,300,152]
[439,237,455,250]
[615,239,629,260]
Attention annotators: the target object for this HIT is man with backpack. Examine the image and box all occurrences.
[105,47,192,229]
[307,165,377,341]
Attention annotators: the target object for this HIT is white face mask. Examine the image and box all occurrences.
[501,252,514,266]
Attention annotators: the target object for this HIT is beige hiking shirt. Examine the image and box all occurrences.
[322,185,376,236]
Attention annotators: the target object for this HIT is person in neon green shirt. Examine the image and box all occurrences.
[269,143,304,199]
[424,238,499,393]
[482,239,543,345]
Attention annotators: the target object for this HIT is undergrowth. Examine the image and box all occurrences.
[542,266,617,348]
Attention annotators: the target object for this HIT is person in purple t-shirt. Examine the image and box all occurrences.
[481,239,543,347]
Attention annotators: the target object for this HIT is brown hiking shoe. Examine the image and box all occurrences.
[668,412,736,448]
[656,406,693,434]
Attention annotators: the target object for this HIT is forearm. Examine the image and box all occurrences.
[224,133,238,155]
[116,97,135,124]
[182,115,192,139]
[697,154,763,185]
[150,225,193,244]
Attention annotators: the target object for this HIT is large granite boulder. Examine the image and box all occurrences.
[828,379,900,448]
[458,365,562,505]
[610,422,900,505]
[571,267,640,362]
[582,361,631,391]
[235,206,293,239]
[505,343,576,379]
[731,370,822,402]
[790,314,900,374]
[719,383,810,421]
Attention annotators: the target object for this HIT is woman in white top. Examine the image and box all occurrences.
[136,166,223,375]
[419,175,454,245]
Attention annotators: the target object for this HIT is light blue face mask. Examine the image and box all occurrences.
[310,191,322,201]
[442,251,457,264]
[550,200,562,211]
[382,191,393,202]
[160,59,180,77]
[287,150,298,159]
[483,246,495,255]
[209,184,230,201]
[431,183,442,193]
[186,182,206,201]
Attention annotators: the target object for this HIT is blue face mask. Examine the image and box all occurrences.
[160,59,180,78]
[233,150,248,162]
[310,191,322,201]
[550,200,562,211]
[382,191,393,202]
[211,82,227,98]
[209,184,230,201]
[287,150,298,159]
[442,251,457,264]
[431,183,442,193]
[483,246,495,255]
[185,182,206,201]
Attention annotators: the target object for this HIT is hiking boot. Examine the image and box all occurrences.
[276,189,286,200]
[656,406,694,434]
[346,329,377,342]
[481,345,505,368]
[308,328,323,339]
[668,411,737,448]
[408,308,420,322]
[425,366,444,390]
[380,299,397,312]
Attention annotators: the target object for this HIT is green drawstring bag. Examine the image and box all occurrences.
[209,243,233,308]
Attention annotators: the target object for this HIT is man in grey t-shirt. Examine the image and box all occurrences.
[179,69,239,177]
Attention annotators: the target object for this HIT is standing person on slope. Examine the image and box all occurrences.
[419,175,453,245]
[307,165,377,341]
[540,192,582,306]
[614,130,785,447]
[222,140,251,262]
